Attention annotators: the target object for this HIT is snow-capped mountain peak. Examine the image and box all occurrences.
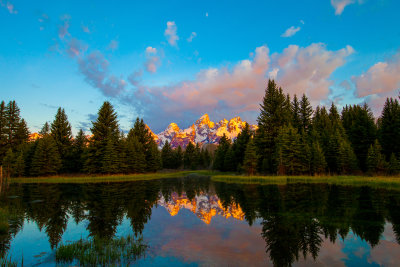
[150,114,257,149]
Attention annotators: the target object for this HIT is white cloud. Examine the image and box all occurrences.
[164,21,179,47]
[187,32,197,42]
[281,26,301,38]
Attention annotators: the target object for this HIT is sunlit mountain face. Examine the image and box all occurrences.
[158,192,245,224]
[150,114,258,149]
[2,176,400,266]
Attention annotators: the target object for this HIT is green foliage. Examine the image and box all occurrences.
[276,124,303,175]
[342,104,377,171]
[388,153,400,175]
[243,138,258,175]
[70,129,88,173]
[50,107,73,171]
[161,141,174,169]
[85,102,120,173]
[378,98,400,159]
[30,135,62,176]
[366,140,388,175]
[255,79,292,174]
[55,235,147,266]
[310,142,326,175]
[292,94,301,131]
[173,146,184,169]
[299,94,313,132]
[2,149,14,178]
[184,142,196,169]
[223,146,236,172]
[232,122,252,167]
[213,134,231,171]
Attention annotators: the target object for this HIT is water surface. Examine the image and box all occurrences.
[1,176,400,266]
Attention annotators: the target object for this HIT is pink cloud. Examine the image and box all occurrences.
[281,26,301,37]
[164,21,179,47]
[0,0,17,14]
[123,43,354,130]
[144,46,161,73]
[331,0,355,15]
[353,52,400,98]
[58,15,70,39]
[107,40,119,51]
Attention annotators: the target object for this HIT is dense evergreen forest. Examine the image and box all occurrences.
[1,79,399,177]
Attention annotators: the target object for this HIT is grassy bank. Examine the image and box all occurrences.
[8,171,400,189]
[211,174,400,190]
[9,170,215,184]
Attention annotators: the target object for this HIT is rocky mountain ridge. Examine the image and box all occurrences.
[150,114,257,149]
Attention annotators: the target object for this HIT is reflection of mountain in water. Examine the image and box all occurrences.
[158,192,245,224]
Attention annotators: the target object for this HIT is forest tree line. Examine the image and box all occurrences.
[1,79,399,177]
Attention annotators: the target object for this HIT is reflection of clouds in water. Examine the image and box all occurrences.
[295,238,347,267]
[368,224,400,267]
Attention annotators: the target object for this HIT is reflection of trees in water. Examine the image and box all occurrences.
[1,177,400,266]
[215,182,400,266]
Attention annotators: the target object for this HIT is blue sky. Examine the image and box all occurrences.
[1,0,400,133]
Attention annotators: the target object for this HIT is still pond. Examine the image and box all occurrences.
[1,175,400,266]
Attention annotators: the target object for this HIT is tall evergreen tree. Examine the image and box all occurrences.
[5,101,22,151]
[310,142,326,175]
[85,101,120,173]
[184,142,196,169]
[2,149,14,178]
[50,108,73,171]
[0,101,7,161]
[378,98,400,159]
[161,141,174,169]
[366,140,387,175]
[15,119,30,148]
[292,94,301,132]
[30,135,62,176]
[232,123,252,167]
[299,94,313,132]
[276,124,303,175]
[125,134,146,173]
[388,153,400,175]
[40,122,50,135]
[255,80,291,174]
[13,151,25,177]
[341,104,376,172]
[70,129,87,173]
[223,146,236,172]
[173,146,184,169]
[243,138,258,175]
[101,136,119,174]
[213,134,231,171]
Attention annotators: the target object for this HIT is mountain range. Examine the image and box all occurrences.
[148,114,257,149]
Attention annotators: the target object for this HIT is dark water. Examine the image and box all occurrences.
[1,176,400,266]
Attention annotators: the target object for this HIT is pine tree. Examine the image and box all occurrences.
[85,102,120,173]
[30,135,62,176]
[13,151,25,177]
[2,149,14,178]
[70,129,88,172]
[299,94,313,132]
[128,118,160,172]
[173,146,183,169]
[276,124,303,175]
[292,94,301,132]
[101,136,119,174]
[184,142,196,169]
[50,108,73,171]
[201,148,211,169]
[40,122,50,135]
[255,80,292,174]
[311,142,326,175]
[388,153,400,175]
[5,101,21,151]
[341,104,376,172]
[161,141,174,169]
[243,138,258,175]
[378,98,400,159]
[193,143,202,169]
[223,146,236,172]
[213,134,231,171]
[125,134,146,173]
[0,101,7,161]
[298,130,311,174]
[232,123,252,166]
[338,139,358,174]
[15,119,30,148]
[366,140,388,175]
